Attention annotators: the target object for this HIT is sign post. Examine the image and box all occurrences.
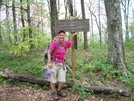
[55,19,89,78]
[71,32,76,78]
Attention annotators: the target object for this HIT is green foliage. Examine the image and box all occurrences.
[119,73,134,87]
[6,78,42,89]
[0,76,4,84]
[76,58,85,68]
[124,42,134,50]
[10,41,30,57]
[0,38,134,101]
[72,84,93,101]
[42,85,50,90]
[129,24,134,38]
[75,70,84,80]
[6,78,19,85]
[1,98,6,101]
[72,84,80,92]
[9,26,51,58]
[0,50,44,77]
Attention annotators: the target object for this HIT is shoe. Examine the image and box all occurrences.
[52,91,59,100]
[57,90,66,97]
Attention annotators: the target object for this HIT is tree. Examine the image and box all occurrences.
[27,0,33,50]
[104,0,128,75]
[20,0,26,42]
[81,0,88,50]
[87,0,105,45]
[98,0,102,47]
[50,0,58,38]
[12,0,17,43]
[121,0,132,41]
[6,0,11,43]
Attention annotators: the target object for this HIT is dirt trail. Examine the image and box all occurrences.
[0,84,129,101]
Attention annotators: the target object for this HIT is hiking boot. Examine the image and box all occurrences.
[52,91,59,100]
[57,90,66,97]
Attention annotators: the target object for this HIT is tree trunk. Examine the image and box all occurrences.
[0,7,1,42]
[50,0,58,38]
[0,71,129,97]
[27,0,33,50]
[81,0,88,50]
[6,1,11,43]
[12,0,17,43]
[20,0,26,42]
[0,21,2,42]
[104,0,128,76]
[98,0,102,47]
[64,0,68,19]
[121,0,131,41]
[69,0,73,17]
[87,2,93,38]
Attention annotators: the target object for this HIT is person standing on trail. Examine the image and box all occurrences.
[47,30,76,100]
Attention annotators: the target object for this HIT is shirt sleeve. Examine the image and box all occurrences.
[49,41,57,51]
[65,40,71,48]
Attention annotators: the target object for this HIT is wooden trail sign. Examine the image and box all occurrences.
[55,19,89,33]
[55,19,89,78]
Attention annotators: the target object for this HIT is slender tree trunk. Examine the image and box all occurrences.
[125,0,130,41]
[12,0,17,43]
[50,0,58,38]
[98,0,102,47]
[0,11,2,42]
[41,0,43,35]
[121,0,131,41]
[20,0,26,42]
[87,2,93,38]
[6,0,11,43]
[27,0,33,50]
[64,0,68,19]
[91,12,93,38]
[0,5,1,42]
[69,0,73,17]
[104,0,128,76]
[81,0,88,50]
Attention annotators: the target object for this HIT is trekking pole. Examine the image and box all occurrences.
[64,61,72,73]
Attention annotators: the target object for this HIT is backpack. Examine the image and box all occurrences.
[44,41,66,60]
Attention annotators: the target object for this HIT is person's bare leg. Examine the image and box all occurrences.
[58,82,64,90]
[50,83,56,92]
[57,82,66,97]
[50,83,59,100]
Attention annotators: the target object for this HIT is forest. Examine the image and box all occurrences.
[0,0,134,101]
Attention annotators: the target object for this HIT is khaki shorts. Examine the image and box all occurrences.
[47,63,66,83]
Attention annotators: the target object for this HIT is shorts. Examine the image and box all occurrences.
[47,63,66,83]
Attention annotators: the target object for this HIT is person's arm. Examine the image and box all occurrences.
[47,49,53,68]
[47,41,57,68]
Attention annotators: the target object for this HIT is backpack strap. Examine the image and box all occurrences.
[51,41,66,63]
[52,40,66,56]
[51,41,60,59]
[52,41,67,70]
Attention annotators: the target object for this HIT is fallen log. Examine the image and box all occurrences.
[0,71,130,97]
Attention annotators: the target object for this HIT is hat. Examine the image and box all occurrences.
[58,30,65,34]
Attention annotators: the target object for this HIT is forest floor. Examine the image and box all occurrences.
[0,47,133,101]
[0,83,132,101]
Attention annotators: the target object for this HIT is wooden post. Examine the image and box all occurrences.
[71,32,76,78]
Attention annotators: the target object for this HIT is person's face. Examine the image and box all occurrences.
[58,32,65,42]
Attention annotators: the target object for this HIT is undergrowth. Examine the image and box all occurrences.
[0,41,134,100]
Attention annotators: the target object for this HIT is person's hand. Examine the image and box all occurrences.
[48,62,52,68]
[72,34,77,38]
[71,34,77,46]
